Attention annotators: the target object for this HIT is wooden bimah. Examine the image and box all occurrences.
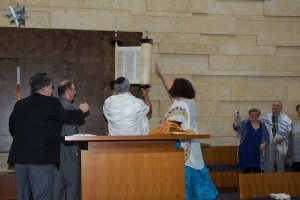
[65,134,210,200]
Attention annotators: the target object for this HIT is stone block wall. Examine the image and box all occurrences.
[1,0,300,146]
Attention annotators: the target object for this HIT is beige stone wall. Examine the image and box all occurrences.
[0,152,10,171]
[1,0,300,146]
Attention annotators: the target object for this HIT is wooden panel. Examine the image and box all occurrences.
[80,141,185,200]
[239,172,300,200]
[209,171,239,192]
[202,146,238,165]
[0,172,16,199]
[88,140,176,151]
[202,146,240,192]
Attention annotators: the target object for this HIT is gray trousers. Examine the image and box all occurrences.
[53,161,78,200]
[264,142,286,173]
[14,164,54,200]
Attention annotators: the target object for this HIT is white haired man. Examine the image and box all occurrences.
[103,77,152,136]
[260,101,292,173]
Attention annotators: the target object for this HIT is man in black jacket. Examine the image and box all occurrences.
[8,73,89,200]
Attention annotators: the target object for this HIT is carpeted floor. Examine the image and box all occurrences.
[216,192,239,200]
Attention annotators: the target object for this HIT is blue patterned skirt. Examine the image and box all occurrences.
[176,141,218,200]
[185,165,218,200]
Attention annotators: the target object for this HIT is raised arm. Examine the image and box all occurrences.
[155,63,173,91]
[233,110,240,128]
[141,88,152,114]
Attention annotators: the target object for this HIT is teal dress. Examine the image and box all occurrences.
[176,141,218,200]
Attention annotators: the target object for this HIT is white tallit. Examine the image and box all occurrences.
[164,99,204,169]
[261,113,292,156]
[103,92,149,136]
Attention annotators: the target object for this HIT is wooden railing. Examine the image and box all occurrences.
[202,146,241,192]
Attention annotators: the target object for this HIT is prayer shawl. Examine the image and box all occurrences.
[164,99,204,169]
[148,120,195,135]
[260,113,292,156]
[233,119,270,170]
[103,92,149,136]
[234,119,270,146]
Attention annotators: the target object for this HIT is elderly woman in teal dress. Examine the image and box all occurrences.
[155,63,218,200]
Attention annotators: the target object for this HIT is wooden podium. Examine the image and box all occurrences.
[65,134,210,200]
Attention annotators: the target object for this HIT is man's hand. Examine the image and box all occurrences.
[79,103,89,113]
[275,136,285,144]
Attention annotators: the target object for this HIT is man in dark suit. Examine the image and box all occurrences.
[8,73,89,200]
[53,80,81,200]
